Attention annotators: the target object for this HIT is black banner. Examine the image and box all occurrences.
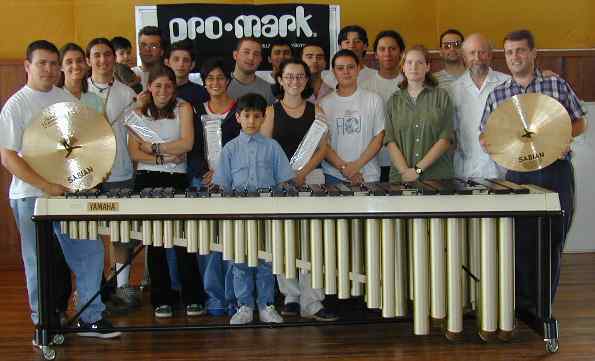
[156,3,331,72]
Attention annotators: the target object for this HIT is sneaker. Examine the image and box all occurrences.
[304,308,339,322]
[186,304,206,317]
[154,305,173,318]
[76,318,122,339]
[281,302,300,316]
[259,305,283,324]
[230,305,253,325]
[115,285,141,308]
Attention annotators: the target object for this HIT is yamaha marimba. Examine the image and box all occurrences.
[32,179,562,357]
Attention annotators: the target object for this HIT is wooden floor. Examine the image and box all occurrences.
[1,239,594,360]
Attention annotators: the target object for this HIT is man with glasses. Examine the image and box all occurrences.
[133,26,165,90]
[433,29,466,89]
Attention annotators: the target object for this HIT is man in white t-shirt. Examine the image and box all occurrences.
[322,25,376,89]
[0,40,121,343]
[132,26,164,90]
[321,49,385,184]
[260,39,293,85]
[360,30,406,181]
[450,33,509,178]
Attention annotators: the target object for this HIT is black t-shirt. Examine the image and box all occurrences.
[176,81,209,112]
[272,101,316,160]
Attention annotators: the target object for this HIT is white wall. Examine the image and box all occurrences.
[566,102,595,252]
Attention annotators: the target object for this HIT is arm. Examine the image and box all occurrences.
[417,92,454,171]
[416,138,451,171]
[0,149,67,195]
[138,102,195,155]
[342,131,384,178]
[572,117,586,137]
[260,105,275,138]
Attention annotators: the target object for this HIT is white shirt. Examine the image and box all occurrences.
[433,69,462,91]
[320,88,385,182]
[0,86,75,199]
[259,71,276,85]
[87,78,136,182]
[321,65,377,89]
[450,68,510,178]
[132,66,150,91]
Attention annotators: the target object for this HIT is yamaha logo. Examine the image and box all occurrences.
[169,6,315,42]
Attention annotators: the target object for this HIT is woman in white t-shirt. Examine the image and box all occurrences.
[128,65,205,319]
[320,49,385,185]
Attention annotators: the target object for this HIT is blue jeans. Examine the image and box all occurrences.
[324,173,344,185]
[52,223,106,323]
[232,261,274,309]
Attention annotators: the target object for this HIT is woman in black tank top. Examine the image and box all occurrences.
[261,58,328,186]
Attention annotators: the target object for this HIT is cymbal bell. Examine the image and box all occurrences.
[21,102,116,191]
[483,93,572,172]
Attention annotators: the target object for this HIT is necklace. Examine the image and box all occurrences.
[90,77,113,93]
[281,99,305,110]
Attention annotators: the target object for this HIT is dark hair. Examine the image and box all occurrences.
[300,41,326,58]
[398,45,438,89]
[114,63,142,94]
[235,37,262,51]
[111,36,132,51]
[439,29,464,46]
[236,93,267,114]
[373,30,406,53]
[503,29,535,50]
[272,58,313,100]
[56,43,89,92]
[200,57,230,82]
[143,65,177,119]
[331,49,360,68]
[85,38,115,58]
[26,40,59,62]
[166,39,195,61]
[268,38,292,58]
[138,26,163,43]
[338,25,368,46]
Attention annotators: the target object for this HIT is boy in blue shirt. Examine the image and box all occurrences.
[213,93,295,324]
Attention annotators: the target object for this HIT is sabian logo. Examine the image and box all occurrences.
[169,6,315,42]
[87,202,119,212]
[518,152,544,163]
[67,166,94,184]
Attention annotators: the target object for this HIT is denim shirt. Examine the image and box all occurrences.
[213,131,295,192]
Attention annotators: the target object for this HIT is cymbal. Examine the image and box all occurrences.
[483,93,571,172]
[21,102,116,191]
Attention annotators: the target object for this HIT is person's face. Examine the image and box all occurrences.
[440,33,463,63]
[138,34,163,66]
[333,55,359,88]
[25,49,60,91]
[301,45,326,75]
[115,48,133,67]
[204,67,229,97]
[233,40,262,74]
[402,50,430,83]
[148,75,175,108]
[268,45,292,71]
[86,43,114,77]
[504,39,536,77]
[279,63,308,98]
[375,36,401,71]
[340,31,367,59]
[463,37,491,77]
[236,109,264,135]
[61,50,87,83]
[165,50,194,81]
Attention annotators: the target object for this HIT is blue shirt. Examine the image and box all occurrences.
[213,131,295,192]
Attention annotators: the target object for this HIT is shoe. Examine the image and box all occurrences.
[104,296,132,316]
[259,305,283,324]
[304,308,339,322]
[186,304,206,317]
[154,305,173,318]
[114,285,141,308]
[76,318,122,339]
[230,305,253,325]
[281,302,300,316]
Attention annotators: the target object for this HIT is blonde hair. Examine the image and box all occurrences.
[398,44,437,89]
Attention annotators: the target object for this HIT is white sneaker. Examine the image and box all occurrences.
[259,305,284,323]
[230,305,253,325]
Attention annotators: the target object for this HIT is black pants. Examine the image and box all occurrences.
[506,159,574,307]
[50,230,72,314]
[135,170,205,307]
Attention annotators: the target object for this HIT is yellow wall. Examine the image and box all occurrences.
[2,0,594,59]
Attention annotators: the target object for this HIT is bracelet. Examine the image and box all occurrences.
[151,143,161,155]
[158,155,165,165]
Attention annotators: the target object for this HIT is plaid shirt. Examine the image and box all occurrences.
[479,69,586,133]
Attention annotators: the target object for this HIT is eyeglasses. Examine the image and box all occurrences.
[282,73,307,81]
[140,43,161,51]
[442,41,462,49]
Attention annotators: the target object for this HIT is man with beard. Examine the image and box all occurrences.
[450,33,509,178]
[228,37,275,104]
[261,39,293,84]
[301,42,333,103]
[132,26,165,90]
[433,29,466,89]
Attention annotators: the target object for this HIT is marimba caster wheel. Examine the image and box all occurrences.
[52,334,64,345]
[546,338,559,353]
[42,346,56,360]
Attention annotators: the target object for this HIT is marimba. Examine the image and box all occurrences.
[32,179,562,358]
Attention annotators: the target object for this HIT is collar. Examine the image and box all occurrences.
[461,67,502,88]
[238,131,265,144]
[506,68,544,88]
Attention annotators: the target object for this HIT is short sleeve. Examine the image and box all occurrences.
[383,95,398,146]
[371,93,386,136]
[562,80,587,122]
[213,143,233,190]
[438,91,455,141]
[0,98,25,151]
[272,141,295,184]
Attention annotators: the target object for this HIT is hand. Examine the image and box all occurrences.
[42,182,69,196]
[479,135,492,154]
[163,154,185,164]
[202,170,214,186]
[340,161,360,179]
[348,172,364,185]
[135,90,151,108]
[293,170,307,187]
[139,141,153,154]
[401,168,419,182]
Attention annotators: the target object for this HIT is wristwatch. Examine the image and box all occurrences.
[414,165,423,175]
